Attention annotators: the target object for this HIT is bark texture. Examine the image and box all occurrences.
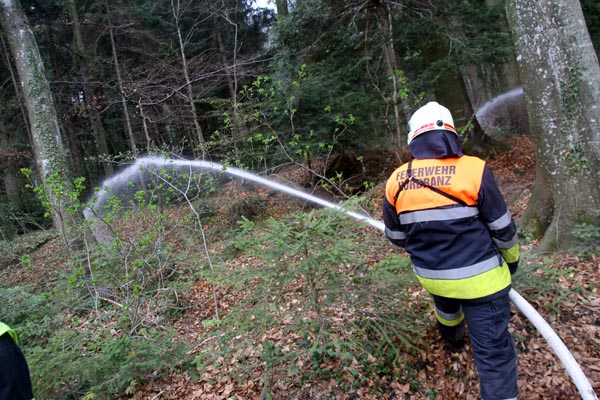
[506,0,600,252]
[0,0,82,249]
[67,0,113,177]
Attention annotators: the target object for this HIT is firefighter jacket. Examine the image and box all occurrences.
[383,131,519,300]
[0,321,18,345]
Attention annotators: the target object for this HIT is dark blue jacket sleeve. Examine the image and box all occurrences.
[477,165,520,264]
[383,197,406,248]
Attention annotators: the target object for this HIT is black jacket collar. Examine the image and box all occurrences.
[409,130,464,159]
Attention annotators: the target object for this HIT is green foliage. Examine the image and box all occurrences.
[0,163,222,398]
[2,245,190,400]
[0,285,58,342]
[195,207,426,396]
[229,63,371,172]
[268,1,391,148]
[0,199,47,241]
[21,167,86,250]
[78,168,208,337]
[447,1,514,63]
[27,326,186,400]
[571,210,600,258]
[0,230,57,268]
[565,138,589,173]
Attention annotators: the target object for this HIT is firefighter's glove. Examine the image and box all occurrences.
[508,260,519,275]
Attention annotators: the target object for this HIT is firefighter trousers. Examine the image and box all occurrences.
[434,291,518,400]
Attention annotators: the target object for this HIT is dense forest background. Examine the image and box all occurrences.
[1,0,596,239]
[1,0,599,399]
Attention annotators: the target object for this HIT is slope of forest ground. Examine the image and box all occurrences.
[2,136,599,399]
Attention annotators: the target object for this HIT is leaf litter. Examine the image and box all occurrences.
[4,136,599,399]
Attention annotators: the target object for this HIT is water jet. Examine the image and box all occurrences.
[476,87,530,138]
[85,156,597,399]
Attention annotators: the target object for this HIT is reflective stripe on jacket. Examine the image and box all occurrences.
[0,321,18,345]
[383,155,517,299]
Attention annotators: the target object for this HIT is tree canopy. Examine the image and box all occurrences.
[0,0,598,247]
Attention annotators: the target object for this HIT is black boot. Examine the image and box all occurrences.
[437,320,465,353]
[446,336,465,353]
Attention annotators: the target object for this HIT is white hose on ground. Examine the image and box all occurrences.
[508,289,598,400]
[367,219,597,399]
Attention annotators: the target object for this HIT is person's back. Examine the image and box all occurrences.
[386,154,512,299]
[383,102,520,400]
[0,321,34,400]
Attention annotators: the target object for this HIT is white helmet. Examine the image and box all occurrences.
[407,101,457,144]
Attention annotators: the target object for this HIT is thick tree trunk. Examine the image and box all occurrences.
[0,0,84,249]
[506,0,600,252]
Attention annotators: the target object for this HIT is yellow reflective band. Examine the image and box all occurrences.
[435,312,465,326]
[500,244,520,264]
[0,321,18,345]
[416,263,511,299]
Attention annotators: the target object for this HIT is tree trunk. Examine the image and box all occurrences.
[105,0,137,158]
[0,0,83,249]
[171,0,206,159]
[215,10,243,160]
[0,119,21,212]
[506,0,600,252]
[276,0,288,16]
[374,1,410,151]
[161,103,177,144]
[138,100,152,152]
[67,0,113,177]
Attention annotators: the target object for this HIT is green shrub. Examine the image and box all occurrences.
[28,326,186,400]
[195,207,427,397]
[571,211,600,258]
[1,164,206,399]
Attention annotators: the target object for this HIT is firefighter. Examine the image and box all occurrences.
[0,321,34,400]
[383,102,520,400]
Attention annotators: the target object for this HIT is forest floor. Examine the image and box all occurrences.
[6,136,600,399]
[132,136,599,399]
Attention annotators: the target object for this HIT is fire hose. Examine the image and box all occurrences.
[508,289,597,399]
[363,218,597,399]
[89,158,598,399]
